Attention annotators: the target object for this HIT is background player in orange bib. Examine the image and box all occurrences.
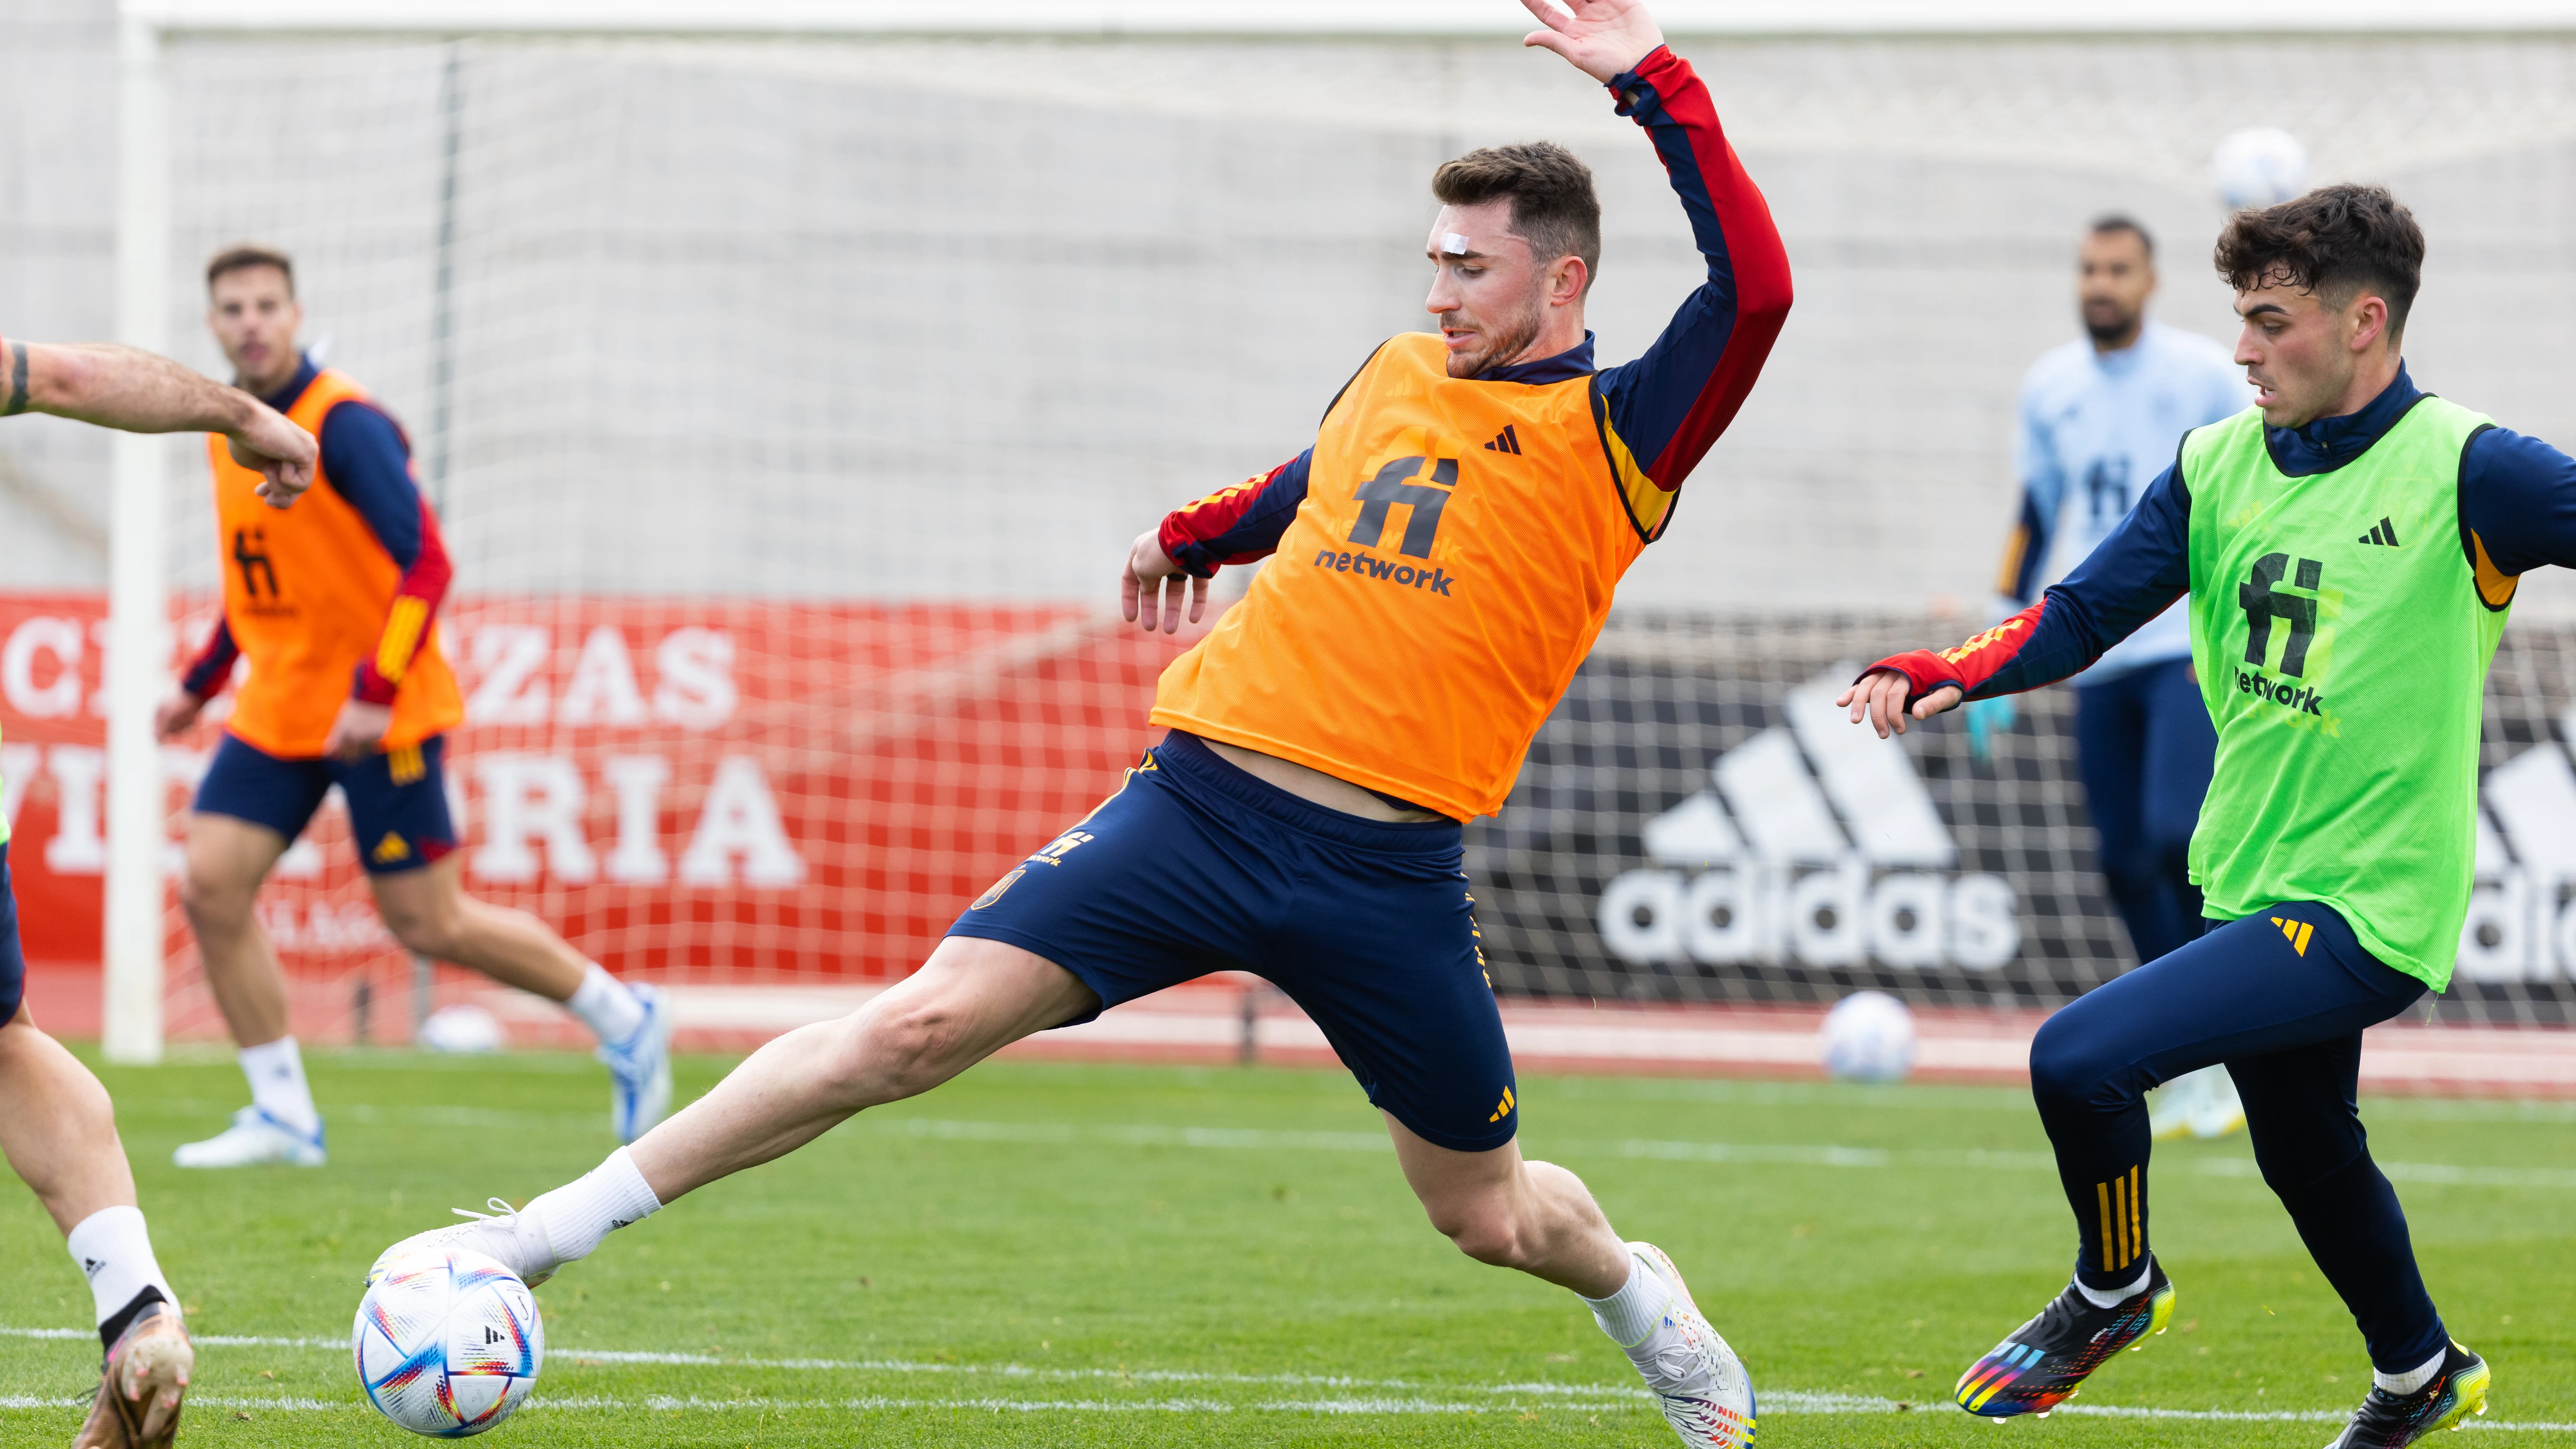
[1,327,313,1448]
[386,4,1791,1443]
[156,244,674,1168]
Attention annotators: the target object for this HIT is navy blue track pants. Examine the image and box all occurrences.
[2072,657,2216,964]
[2029,902,2448,1371]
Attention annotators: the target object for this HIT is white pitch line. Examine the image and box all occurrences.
[0,1395,349,1410]
[5,1370,2572,1431]
[0,1324,1638,1397]
[117,1104,2576,1188]
[863,1116,2576,1190]
[0,1327,349,1350]
[874,1117,1394,1153]
[5,1388,2570,1429]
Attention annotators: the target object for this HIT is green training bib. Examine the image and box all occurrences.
[2184,396,2507,989]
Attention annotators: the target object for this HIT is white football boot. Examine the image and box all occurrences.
[171,1107,325,1168]
[597,984,674,1144]
[1624,1241,1757,1448]
[370,1198,562,1289]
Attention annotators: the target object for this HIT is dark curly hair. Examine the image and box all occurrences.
[2214,183,2424,341]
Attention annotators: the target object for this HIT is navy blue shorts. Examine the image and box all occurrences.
[194,732,458,875]
[948,730,1518,1153]
[0,842,25,1024]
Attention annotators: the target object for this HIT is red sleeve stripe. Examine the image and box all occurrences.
[1158,452,1312,577]
[1868,601,2047,701]
[1633,49,1794,491]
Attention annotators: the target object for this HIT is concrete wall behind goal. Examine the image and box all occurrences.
[8,10,2576,615]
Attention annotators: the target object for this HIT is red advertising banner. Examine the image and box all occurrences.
[0,593,1193,1018]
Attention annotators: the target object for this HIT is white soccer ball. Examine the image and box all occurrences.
[354,1246,543,1437]
[419,1004,506,1054]
[2211,126,2311,210]
[1820,990,1917,1083]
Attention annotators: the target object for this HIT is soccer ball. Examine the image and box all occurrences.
[419,1004,506,1054]
[1820,990,1917,1083]
[2211,126,2311,210]
[354,1246,543,1437]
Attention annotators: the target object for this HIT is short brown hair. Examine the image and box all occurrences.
[1432,142,1601,290]
[206,243,295,296]
[2214,183,2423,341]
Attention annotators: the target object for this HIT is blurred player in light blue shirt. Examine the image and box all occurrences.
[1975,216,2243,967]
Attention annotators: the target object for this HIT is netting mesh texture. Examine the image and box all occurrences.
[1479,614,2576,1025]
[4,21,2576,1030]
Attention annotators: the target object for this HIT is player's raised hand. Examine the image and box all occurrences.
[1519,0,1665,84]
[1120,527,1207,635]
[1837,668,1961,739]
[227,400,316,507]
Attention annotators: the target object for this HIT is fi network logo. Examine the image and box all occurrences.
[1599,669,2020,972]
[2458,707,2576,984]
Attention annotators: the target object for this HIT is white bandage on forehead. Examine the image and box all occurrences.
[1441,232,1472,256]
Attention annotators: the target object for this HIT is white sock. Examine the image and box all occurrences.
[565,964,648,1048]
[2376,1346,2448,1396]
[1580,1252,1673,1350]
[67,1206,175,1330]
[2075,1259,2154,1309]
[526,1147,662,1266]
[239,1037,319,1136]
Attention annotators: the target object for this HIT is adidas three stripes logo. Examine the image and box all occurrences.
[2358,515,2401,547]
[1482,425,1522,456]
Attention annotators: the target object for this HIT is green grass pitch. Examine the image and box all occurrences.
[3,1048,2570,1446]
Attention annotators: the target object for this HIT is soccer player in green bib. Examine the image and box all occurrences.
[1842,184,2548,1444]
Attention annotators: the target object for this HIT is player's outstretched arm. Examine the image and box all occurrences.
[1519,0,1663,82]
[1581,19,1794,512]
[1122,451,1313,632]
[4,338,314,504]
[1840,460,2198,738]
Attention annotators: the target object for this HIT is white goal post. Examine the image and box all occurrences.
[101,0,2576,1063]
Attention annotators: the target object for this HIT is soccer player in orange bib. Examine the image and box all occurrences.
[158,244,673,1168]
[386,3,1791,1441]
[2,328,313,1447]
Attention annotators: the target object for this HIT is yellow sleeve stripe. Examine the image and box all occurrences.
[2470,529,2519,611]
[376,596,431,683]
[1594,410,1673,544]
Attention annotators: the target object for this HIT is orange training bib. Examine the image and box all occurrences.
[206,369,463,757]
[1151,332,1657,820]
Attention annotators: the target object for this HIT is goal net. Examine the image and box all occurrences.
[25,18,2576,1045]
